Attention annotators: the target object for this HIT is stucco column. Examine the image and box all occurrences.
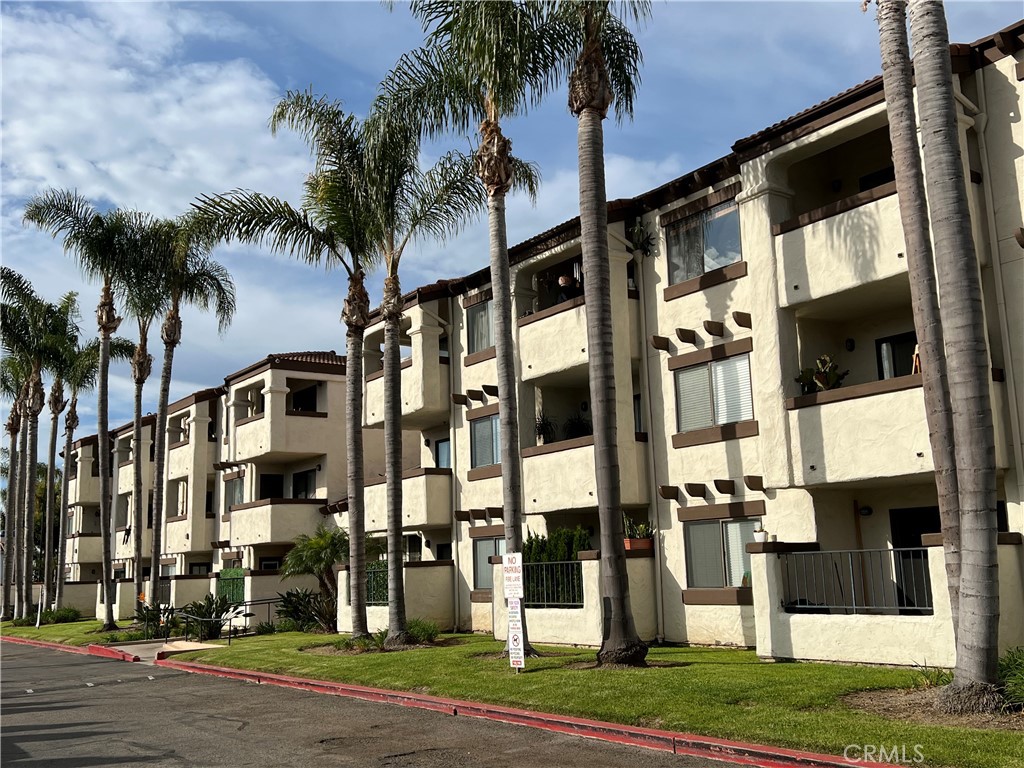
[608,242,641,496]
[736,161,797,491]
[749,550,781,660]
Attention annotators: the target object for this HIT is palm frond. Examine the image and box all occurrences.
[400,149,486,254]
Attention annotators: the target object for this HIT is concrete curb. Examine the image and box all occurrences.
[153,658,896,768]
[1,634,140,662]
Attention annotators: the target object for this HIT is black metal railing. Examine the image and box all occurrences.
[155,578,171,606]
[780,548,933,615]
[366,565,387,606]
[523,561,584,609]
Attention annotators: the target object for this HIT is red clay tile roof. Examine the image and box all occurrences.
[267,351,345,366]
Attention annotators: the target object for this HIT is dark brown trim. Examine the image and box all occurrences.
[684,483,707,499]
[249,569,282,577]
[404,559,454,569]
[745,541,821,554]
[286,410,329,418]
[521,435,593,458]
[517,296,585,328]
[454,509,472,522]
[470,589,493,603]
[469,524,504,539]
[165,515,188,523]
[67,532,101,539]
[229,497,326,511]
[677,500,766,522]
[461,289,493,308]
[773,181,897,236]
[635,432,649,443]
[467,403,499,420]
[115,526,128,532]
[663,261,748,302]
[703,320,725,337]
[467,464,502,481]
[672,420,759,449]
[235,412,265,427]
[221,513,231,523]
[785,373,921,410]
[219,551,243,561]
[487,554,503,564]
[224,356,345,384]
[118,460,132,468]
[744,475,764,492]
[222,470,245,482]
[160,557,177,565]
[464,347,496,367]
[922,532,1021,547]
[366,357,413,382]
[627,288,640,300]
[577,548,653,561]
[667,338,753,371]
[171,574,213,581]
[714,479,736,495]
[167,386,224,417]
[169,439,189,451]
[682,587,753,606]
[1016,61,1024,81]
[471,509,487,520]
[363,467,453,488]
[660,183,741,228]
[732,312,752,329]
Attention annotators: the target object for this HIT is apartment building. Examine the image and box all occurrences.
[62,20,1022,665]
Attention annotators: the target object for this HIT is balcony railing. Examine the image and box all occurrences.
[780,548,933,615]
[523,561,583,609]
[366,563,387,606]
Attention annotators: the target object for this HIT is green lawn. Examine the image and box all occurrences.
[1,619,107,646]
[168,633,1022,768]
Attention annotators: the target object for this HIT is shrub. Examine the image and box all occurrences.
[255,621,276,635]
[406,618,439,644]
[912,663,953,689]
[101,630,147,644]
[274,617,303,633]
[183,593,231,641]
[999,646,1024,708]
[47,607,82,624]
[275,588,335,633]
[11,617,34,627]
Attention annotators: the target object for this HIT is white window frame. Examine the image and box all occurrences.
[684,517,760,589]
[674,353,753,434]
[470,413,501,468]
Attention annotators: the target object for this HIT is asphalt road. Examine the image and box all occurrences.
[1,643,740,768]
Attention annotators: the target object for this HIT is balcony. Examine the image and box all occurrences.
[66,533,102,563]
[233,409,333,462]
[521,436,648,515]
[774,183,906,308]
[68,472,99,506]
[352,468,453,533]
[227,498,326,547]
[364,355,451,429]
[114,527,152,561]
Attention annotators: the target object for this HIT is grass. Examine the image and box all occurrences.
[168,633,1023,768]
[1,618,107,646]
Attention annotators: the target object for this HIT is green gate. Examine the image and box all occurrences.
[217,567,245,604]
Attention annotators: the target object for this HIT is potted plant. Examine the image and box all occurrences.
[562,412,593,440]
[623,515,655,551]
[535,412,557,445]
[795,354,849,394]
[753,521,768,543]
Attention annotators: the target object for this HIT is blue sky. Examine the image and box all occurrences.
[1,0,1019,454]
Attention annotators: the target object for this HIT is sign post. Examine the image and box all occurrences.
[503,553,525,671]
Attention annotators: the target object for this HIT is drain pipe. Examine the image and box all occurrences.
[613,226,667,643]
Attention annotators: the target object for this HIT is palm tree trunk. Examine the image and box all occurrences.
[149,307,180,608]
[55,400,78,609]
[131,341,151,613]
[344,269,370,638]
[14,412,28,617]
[571,35,646,667]
[43,404,61,608]
[23,376,44,617]
[908,0,999,714]
[97,281,120,630]
[382,274,409,647]
[476,118,535,654]
[876,0,961,629]
[2,418,21,617]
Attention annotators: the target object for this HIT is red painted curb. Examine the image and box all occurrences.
[153,659,897,768]
[1,635,91,655]
[86,644,141,662]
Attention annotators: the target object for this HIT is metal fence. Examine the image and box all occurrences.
[366,565,388,606]
[523,561,584,609]
[780,548,933,615]
[155,578,171,606]
[217,575,245,604]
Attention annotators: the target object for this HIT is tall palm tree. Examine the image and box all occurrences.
[146,215,235,609]
[195,90,380,637]
[908,0,999,714]
[53,336,134,609]
[559,0,649,665]
[1,358,28,618]
[383,0,560,654]
[362,106,485,646]
[23,190,140,630]
[118,215,168,611]
[872,0,961,630]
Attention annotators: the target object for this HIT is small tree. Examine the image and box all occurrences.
[282,523,348,602]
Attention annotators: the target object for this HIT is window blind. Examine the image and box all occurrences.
[711,353,753,426]
[467,301,493,353]
[470,414,500,468]
[685,520,725,588]
[675,365,713,433]
[723,518,757,587]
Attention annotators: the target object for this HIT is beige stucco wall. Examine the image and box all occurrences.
[491,560,602,647]
[60,582,100,617]
[519,302,590,382]
[626,556,659,642]
[67,534,103,565]
[337,564,455,633]
[95,580,139,622]
[169,576,214,608]
[114,528,151,563]
[359,471,453,533]
[229,502,322,548]
[521,440,647,516]
[246,572,317,603]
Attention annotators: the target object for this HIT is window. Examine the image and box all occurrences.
[436,542,453,561]
[435,438,451,469]
[290,384,318,412]
[174,479,188,517]
[685,518,759,588]
[675,353,753,433]
[404,534,422,562]
[633,393,644,433]
[160,563,176,578]
[876,331,918,380]
[225,477,244,508]
[473,537,506,589]
[258,557,281,571]
[470,414,500,468]
[666,201,741,285]
[292,468,317,499]
[467,300,494,353]
[189,562,212,576]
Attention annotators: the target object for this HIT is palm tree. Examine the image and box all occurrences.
[559,0,649,666]
[146,215,235,609]
[195,90,379,637]
[23,190,140,630]
[362,106,485,646]
[1,358,28,618]
[907,0,1000,714]
[383,0,561,654]
[872,0,961,631]
[117,215,167,611]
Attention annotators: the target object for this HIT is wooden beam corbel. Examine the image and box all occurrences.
[744,475,764,492]
[714,479,736,495]
[466,389,486,403]
[482,384,498,397]
[451,393,469,406]
[658,485,680,501]
[684,483,707,499]
[732,311,752,329]
[703,320,725,337]
[649,335,671,351]
[675,328,697,345]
